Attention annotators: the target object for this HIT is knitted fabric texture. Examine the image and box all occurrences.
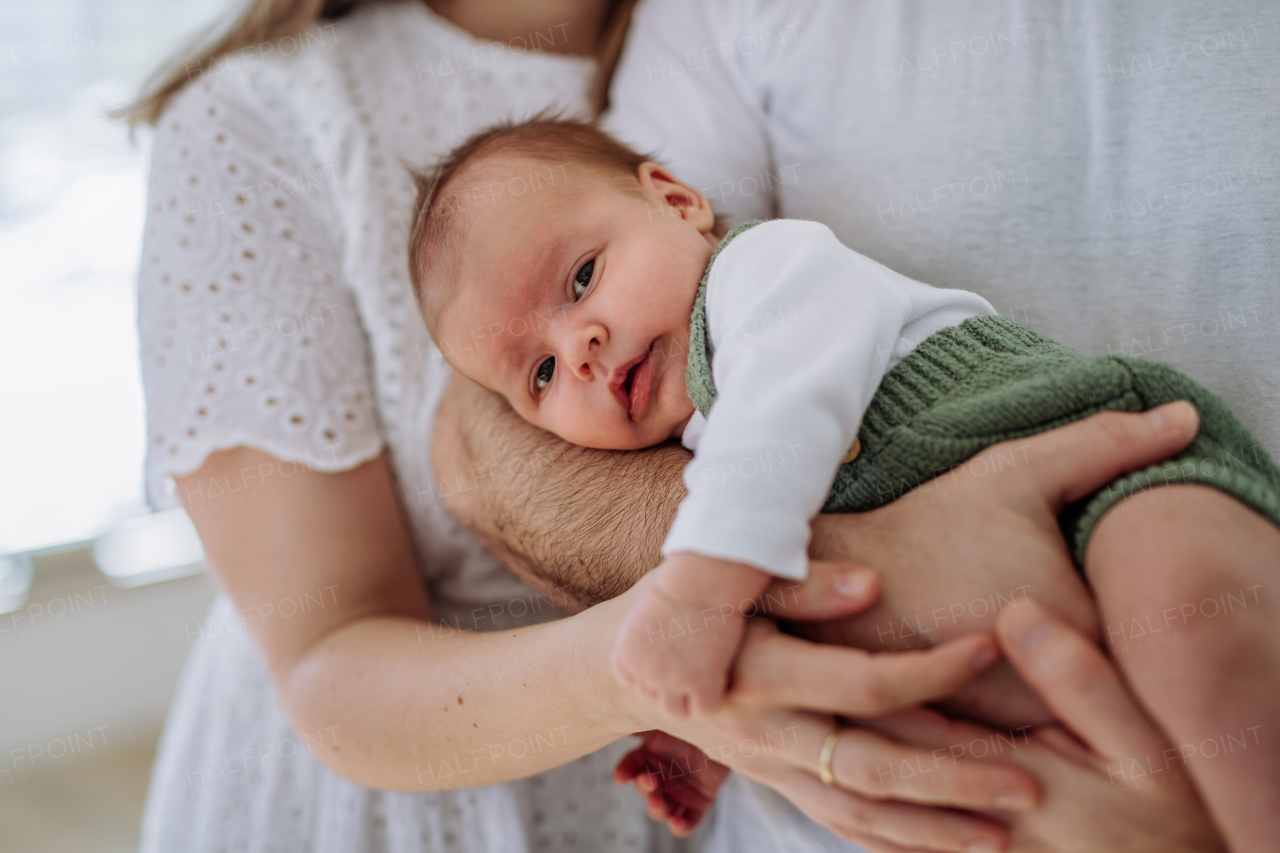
[686,225,1280,565]
[686,220,763,417]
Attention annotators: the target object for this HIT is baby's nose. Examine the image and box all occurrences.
[570,332,603,380]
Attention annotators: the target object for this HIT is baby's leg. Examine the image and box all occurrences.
[614,730,730,836]
[1086,483,1280,851]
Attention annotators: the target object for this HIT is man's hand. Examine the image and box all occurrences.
[795,402,1201,727]
[856,601,1227,853]
[434,372,1200,725]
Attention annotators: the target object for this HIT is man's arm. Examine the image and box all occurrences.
[434,372,1171,629]
[432,377,1202,724]
[432,373,687,610]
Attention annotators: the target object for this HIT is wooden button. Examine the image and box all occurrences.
[841,437,862,465]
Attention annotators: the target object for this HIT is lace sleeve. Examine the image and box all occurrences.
[138,75,381,509]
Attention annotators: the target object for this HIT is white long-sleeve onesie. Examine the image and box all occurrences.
[663,220,996,580]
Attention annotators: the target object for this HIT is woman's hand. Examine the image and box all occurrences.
[862,602,1226,852]
[604,565,1041,853]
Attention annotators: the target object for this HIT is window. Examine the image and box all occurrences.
[0,0,231,583]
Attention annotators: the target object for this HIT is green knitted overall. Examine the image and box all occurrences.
[687,222,1280,565]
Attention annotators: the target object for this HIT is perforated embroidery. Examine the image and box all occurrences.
[139,7,660,853]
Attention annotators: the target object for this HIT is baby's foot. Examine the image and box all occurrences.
[615,730,730,836]
[610,553,770,717]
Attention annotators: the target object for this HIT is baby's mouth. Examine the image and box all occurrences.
[623,360,640,397]
[625,350,655,422]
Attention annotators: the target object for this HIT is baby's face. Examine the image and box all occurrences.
[437,160,717,449]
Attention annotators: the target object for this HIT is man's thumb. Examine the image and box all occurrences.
[1022,401,1199,508]
[761,563,880,622]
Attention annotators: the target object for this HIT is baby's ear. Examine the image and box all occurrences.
[636,162,715,233]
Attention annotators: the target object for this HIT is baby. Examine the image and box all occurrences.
[408,119,1280,833]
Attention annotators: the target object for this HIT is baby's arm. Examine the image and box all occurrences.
[611,553,770,717]
[663,220,918,580]
[614,221,928,717]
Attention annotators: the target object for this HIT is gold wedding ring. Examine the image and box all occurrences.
[818,728,841,787]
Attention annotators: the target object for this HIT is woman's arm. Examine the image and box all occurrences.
[611,569,1043,853]
[180,447,639,791]
[183,446,1047,850]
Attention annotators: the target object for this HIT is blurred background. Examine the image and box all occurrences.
[1,1,237,849]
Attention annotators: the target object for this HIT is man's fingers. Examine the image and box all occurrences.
[733,625,1000,715]
[762,562,880,621]
[1017,401,1198,509]
[998,602,1168,763]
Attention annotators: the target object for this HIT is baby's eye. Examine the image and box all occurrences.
[535,357,555,392]
[572,260,594,299]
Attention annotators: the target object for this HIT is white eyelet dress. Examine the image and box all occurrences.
[136,5,691,852]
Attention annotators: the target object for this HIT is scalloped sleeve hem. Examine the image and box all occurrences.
[138,70,383,509]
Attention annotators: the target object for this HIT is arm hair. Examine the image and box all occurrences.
[433,373,688,609]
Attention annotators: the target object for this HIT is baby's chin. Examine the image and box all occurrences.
[548,417,659,452]
[670,410,695,441]
[657,374,696,442]
[611,416,687,450]
[558,413,687,452]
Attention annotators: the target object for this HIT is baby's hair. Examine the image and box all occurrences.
[406,116,652,344]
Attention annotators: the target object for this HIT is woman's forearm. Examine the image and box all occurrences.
[179,447,644,792]
[282,592,640,791]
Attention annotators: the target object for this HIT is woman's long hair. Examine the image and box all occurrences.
[122,0,635,126]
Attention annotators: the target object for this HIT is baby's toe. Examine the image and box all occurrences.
[644,792,670,822]
[614,750,649,784]
[634,767,660,795]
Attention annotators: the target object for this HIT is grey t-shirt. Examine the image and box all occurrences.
[607,1,1279,850]
[608,0,1280,459]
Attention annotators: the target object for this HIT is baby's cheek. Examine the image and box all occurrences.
[545,403,633,451]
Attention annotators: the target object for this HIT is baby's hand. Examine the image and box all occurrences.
[610,553,771,717]
[614,730,730,837]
